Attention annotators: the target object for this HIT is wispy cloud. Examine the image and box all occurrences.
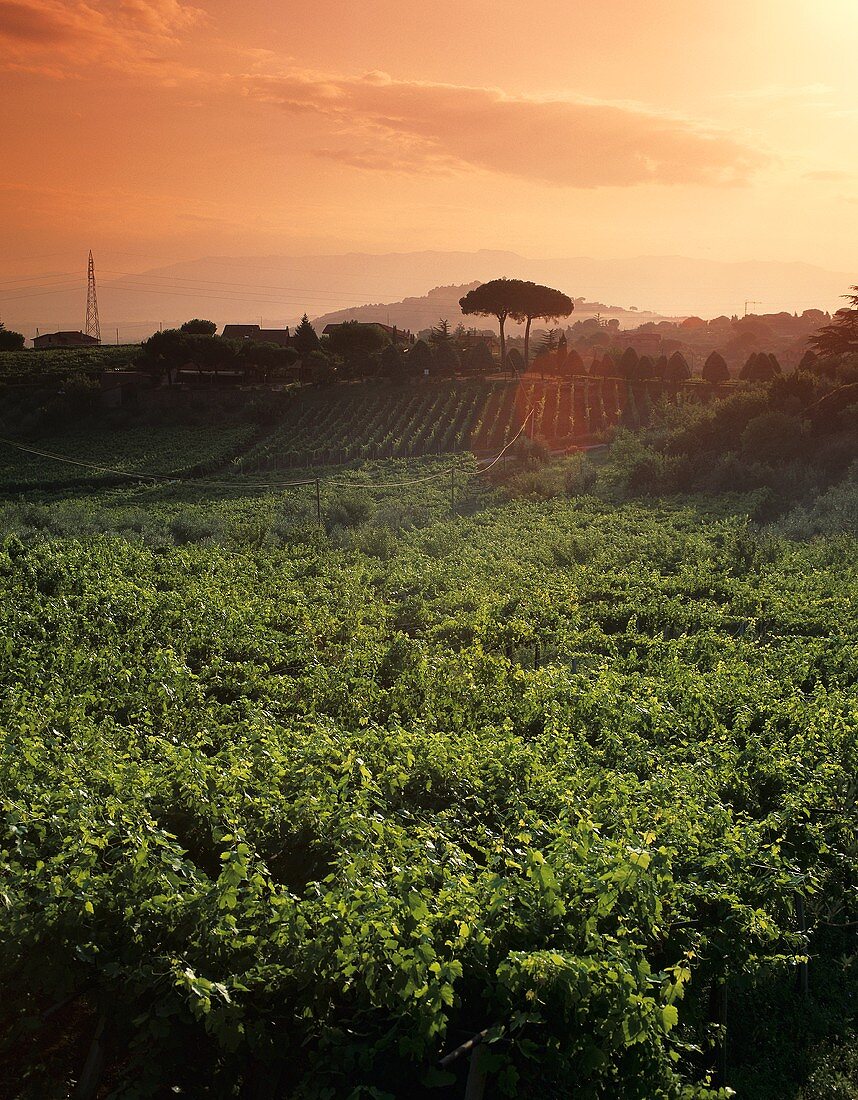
[0,0,205,77]
[245,69,766,188]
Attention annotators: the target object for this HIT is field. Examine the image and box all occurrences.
[0,425,260,493]
[0,369,733,496]
[0,346,141,385]
[236,379,624,470]
[0,371,856,1099]
[0,378,633,494]
[0,447,856,1098]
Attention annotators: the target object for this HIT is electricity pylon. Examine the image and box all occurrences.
[85,250,101,343]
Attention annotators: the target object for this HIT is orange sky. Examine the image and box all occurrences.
[1,0,857,290]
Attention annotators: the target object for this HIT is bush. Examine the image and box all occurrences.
[0,325,25,351]
[464,341,495,374]
[740,411,807,465]
[324,487,375,530]
[511,434,551,467]
[702,351,730,383]
[562,452,598,496]
[371,501,433,531]
[350,523,399,559]
[775,463,858,537]
[503,466,566,500]
[797,1033,858,1099]
[169,511,223,545]
[606,431,679,497]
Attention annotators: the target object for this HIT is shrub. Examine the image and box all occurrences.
[511,434,551,466]
[371,501,433,531]
[562,452,598,495]
[349,522,399,559]
[503,466,565,499]
[560,348,585,377]
[169,511,222,545]
[432,341,460,376]
[407,339,432,376]
[618,347,639,379]
[740,411,807,464]
[606,431,679,496]
[0,324,25,351]
[324,487,375,530]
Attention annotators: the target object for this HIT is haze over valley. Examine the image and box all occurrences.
[4,251,852,343]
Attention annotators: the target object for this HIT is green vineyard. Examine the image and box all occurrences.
[1,496,855,1098]
[0,378,708,493]
[0,425,259,493]
[237,378,633,470]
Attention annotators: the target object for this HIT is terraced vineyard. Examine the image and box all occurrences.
[239,378,629,470]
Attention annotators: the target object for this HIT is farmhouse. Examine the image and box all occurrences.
[457,331,499,352]
[33,331,99,349]
[322,322,414,346]
[221,324,293,347]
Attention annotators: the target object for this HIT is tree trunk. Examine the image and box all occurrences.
[524,316,532,367]
[498,315,506,372]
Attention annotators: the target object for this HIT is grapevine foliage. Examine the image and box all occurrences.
[0,498,855,1097]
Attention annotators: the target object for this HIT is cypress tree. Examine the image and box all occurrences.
[432,340,460,376]
[665,351,691,382]
[797,349,818,373]
[506,348,525,375]
[563,348,585,377]
[408,339,433,376]
[740,352,777,382]
[465,341,495,374]
[379,343,404,378]
[292,314,320,357]
[619,346,639,379]
[702,351,730,383]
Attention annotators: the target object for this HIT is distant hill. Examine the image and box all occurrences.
[4,250,851,343]
[311,283,678,334]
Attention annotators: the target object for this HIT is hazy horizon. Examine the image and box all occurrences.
[2,248,851,343]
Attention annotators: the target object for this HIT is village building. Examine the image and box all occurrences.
[322,322,415,346]
[456,331,499,352]
[220,324,293,347]
[33,331,99,349]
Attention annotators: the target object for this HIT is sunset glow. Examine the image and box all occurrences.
[1,0,857,315]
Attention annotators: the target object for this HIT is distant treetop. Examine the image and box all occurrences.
[0,323,25,351]
[809,285,858,358]
[179,319,217,336]
[460,278,573,368]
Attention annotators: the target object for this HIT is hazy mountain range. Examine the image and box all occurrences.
[310,282,677,334]
[4,251,852,343]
